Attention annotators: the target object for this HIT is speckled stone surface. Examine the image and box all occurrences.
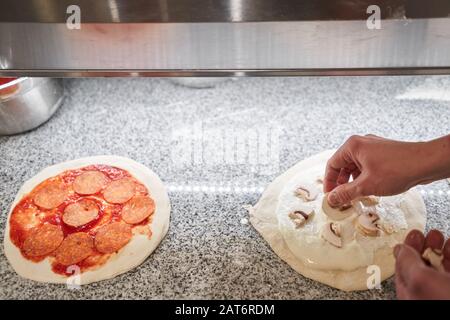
[1,76,450,300]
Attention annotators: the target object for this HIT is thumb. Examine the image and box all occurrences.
[394,244,425,286]
[327,179,364,206]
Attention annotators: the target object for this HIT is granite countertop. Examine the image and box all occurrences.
[1,76,449,299]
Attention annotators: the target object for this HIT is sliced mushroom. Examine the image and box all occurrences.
[422,248,445,272]
[356,212,380,237]
[359,196,380,207]
[321,194,353,221]
[294,183,319,202]
[288,206,314,228]
[378,221,395,235]
[321,222,342,248]
[315,177,324,184]
[339,203,352,211]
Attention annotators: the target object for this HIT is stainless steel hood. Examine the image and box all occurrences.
[1,0,450,76]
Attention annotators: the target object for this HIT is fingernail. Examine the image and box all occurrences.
[394,244,402,258]
[328,192,339,206]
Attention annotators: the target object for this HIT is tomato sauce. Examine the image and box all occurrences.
[9,164,153,276]
[0,77,19,97]
[0,77,16,86]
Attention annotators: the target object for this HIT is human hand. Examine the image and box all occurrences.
[323,134,450,207]
[394,229,450,300]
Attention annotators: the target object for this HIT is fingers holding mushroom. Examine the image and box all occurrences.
[421,230,447,273]
[422,248,445,272]
[321,194,354,221]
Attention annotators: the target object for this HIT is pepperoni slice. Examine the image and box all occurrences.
[33,182,66,209]
[22,224,64,257]
[73,171,108,195]
[121,195,155,224]
[94,222,132,254]
[103,178,135,204]
[54,232,94,265]
[62,199,99,227]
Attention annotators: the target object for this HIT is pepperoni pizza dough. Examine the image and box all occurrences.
[4,156,171,285]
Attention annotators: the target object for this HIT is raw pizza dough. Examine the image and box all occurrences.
[249,150,426,291]
[4,156,171,285]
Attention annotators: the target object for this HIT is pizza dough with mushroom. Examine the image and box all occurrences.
[248,150,426,291]
[4,156,170,285]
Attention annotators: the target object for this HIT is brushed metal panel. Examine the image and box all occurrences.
[3,0,449,23]
[1,18,450,76]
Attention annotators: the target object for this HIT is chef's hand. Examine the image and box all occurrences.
[394,229,450,300]
[324,134,450,207]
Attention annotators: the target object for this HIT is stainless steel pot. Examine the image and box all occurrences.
[0,77,64,135]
